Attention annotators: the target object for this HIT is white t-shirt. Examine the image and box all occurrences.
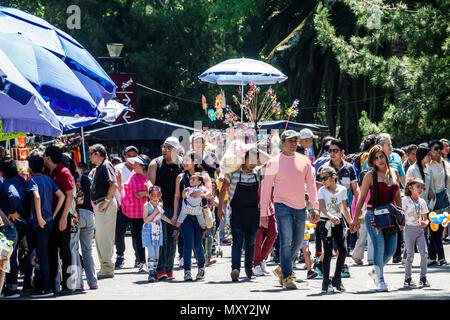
[115,162,135,205]
[402,196,428,227]
[318,185,347,218]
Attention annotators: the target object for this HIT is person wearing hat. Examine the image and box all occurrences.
[298,129,318,158]
[259,130,320,289]
[147,137,183,280]
[121,155,151,273]
[114,145,140,269]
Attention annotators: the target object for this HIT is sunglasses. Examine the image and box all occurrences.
[320,174,334,181]
[161,144,173,151]
[329,148,340,154]
[433,147,442,151]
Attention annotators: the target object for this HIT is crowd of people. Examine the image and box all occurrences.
[0,130,449,298]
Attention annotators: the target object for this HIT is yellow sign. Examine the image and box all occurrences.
[0,120,26,142]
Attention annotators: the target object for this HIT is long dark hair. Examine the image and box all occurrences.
[367,145,391,208]
[317,136,335,159]
[415,145,430,181]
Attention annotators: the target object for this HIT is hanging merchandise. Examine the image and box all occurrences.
[215,93,224,120]
[208,109,217,121]
[202,95,208,114]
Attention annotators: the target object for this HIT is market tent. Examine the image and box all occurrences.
[254,120,329,134]
[83,118,200,158]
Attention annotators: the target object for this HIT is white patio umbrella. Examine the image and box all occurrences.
[198,58,287,120]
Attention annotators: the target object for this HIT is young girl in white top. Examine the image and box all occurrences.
[317,167,353,293]
[142,186,172,282]
[402,178,430,287]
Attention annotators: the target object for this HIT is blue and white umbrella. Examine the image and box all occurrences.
[0,6,116,100]
[0,32,100,117]
[0,49,62,137]
[198,58,287,85]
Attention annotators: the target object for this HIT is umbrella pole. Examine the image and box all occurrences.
[241,83,244,121]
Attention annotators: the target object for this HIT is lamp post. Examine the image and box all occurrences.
[98,43,125,73]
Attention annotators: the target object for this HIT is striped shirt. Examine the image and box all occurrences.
[224,168,262,206]
[121,173,147,218]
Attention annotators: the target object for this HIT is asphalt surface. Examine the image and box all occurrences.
[14,235,450,301]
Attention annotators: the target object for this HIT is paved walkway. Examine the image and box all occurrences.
[29,236,450,300]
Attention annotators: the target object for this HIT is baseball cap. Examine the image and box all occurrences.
[299,129,318,139]
[281,130,299,141]
[126,156,149,166]
[164,137,180,149]
[124,145,138,154]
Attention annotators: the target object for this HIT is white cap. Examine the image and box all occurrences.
[164,137,180,149]
[299,128,318,139]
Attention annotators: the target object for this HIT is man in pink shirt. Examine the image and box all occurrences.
[260,130,320,289]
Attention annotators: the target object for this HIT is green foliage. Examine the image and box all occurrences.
[314,0,450,143]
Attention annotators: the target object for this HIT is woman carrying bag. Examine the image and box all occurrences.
[350,145,402,292]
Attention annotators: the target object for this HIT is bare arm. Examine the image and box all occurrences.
[172,174,182,224]
[217,179,230,220]
[147,160,157,187]
[350,172,372,233]
[342,200,353,225]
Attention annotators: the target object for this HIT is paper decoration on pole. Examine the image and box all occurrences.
[202,95,208,114]
[207,109,217,121]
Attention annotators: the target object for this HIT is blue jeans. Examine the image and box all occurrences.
[157,207,177,273]
[5,220,26,288]
[231,227,258,271]
[274,203,307,279]
[180,215,205,271]
[33,222,53,291]
[365,210,397,282]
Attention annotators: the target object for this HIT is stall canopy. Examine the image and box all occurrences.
[84,118,200,142]
[254,120,329,134]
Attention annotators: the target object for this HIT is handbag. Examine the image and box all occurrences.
[202,205,214,229]
[373,175,405,230]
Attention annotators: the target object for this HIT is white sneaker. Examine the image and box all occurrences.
[368,268,379,287]
[377,281,388,292]
[260,260,269,274]
[253,265,265,277]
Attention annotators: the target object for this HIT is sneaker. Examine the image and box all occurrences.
[97,272,114,280]
[253,265,265,277]
[307,269,318,279]
[419,277,430,287]
[322,279,334,293]
[298,251,305,263]
[368,268,379,287]
[179,257,184,268]
[402,258,406,265]
[157,271,168,280]
[273,266,283,285]
[30,289,54,298]
[245,269,256,280]
[260,260,269,274]
[166,271,175,280]
[148,270,156,283]
[377,281,388,292]
[438,259,448,266]
[427,259,437,266]
[392,256,402,264]
[3,288,21,299]
[114,255,125,269]
[134,259,140,268]
[184,270,193,281]
[196,268,205,280]
[231,269,240,282]
[206,258,217,266]
[341,264,350,278]
[331,278,346,292]
[281,275,297,290]
[404,278,416,288]
[138,262,147,273]
[89,285,98,290]
[313,260,323,277]
[220,238,231,245]
[351,256,363,265]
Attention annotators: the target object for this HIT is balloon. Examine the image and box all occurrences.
[430,221,439,232]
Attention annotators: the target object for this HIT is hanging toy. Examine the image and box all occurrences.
[207,109,217,121]
[429,211,449,231]
[202,95,208,114]
[304,221,316,240]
